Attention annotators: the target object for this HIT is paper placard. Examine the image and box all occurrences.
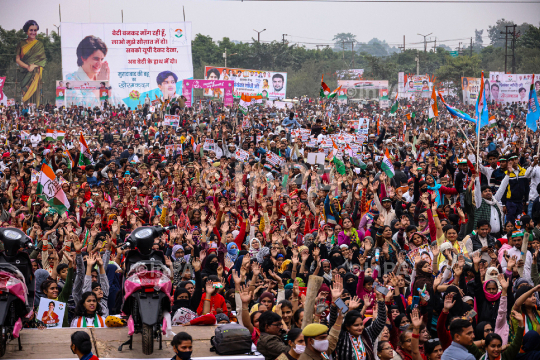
[163,115,180,127]
[37,298,66,329]
[235,149,250,162]
[203,139,216,151]
[307,153,326,165]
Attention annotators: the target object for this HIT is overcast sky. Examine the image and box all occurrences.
[1,0,539,51]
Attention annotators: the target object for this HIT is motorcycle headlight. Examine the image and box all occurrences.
[134,228,153,240]
[3,229,22,240]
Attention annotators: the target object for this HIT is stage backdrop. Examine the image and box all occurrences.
[61,22,193,109]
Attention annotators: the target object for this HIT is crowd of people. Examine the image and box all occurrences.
[0,91,540,360]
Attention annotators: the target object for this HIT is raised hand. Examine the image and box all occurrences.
[511,309,524,327]
[331,274,343,301]
[363,294,373,309]
[472,251,481,264]
[205,280,215,296]
[192,258,201,272]
[411,307,423,328]
[349,296,361,310]
[443,293,455,312]
[498,273,509,290]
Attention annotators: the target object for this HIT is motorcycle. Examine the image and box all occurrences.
[118,225,175,355]
[0,228,34,357]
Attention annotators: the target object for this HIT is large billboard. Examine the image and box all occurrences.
[336,69,364,80]
[488,72,540,104]
[399,74,430,99]
[338,80,389,104]
[461,77,481,105]
[61,22,193,109]
[203,66,287,100]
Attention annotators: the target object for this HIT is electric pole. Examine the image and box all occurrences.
[458,42,462,55]
[253,28,266,43]
[511,25,517,73]
[433,38,437,52]
[415,56,420,75]
[282,34,288,44]
[342,40,345,59]
[418,33,432,53]
[223,48,237,67]
[352,42,355,67]
[501,25,517,73]
[398,35,405,52]
[470,37,473,56]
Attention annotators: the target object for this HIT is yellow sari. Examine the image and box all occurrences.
[16,39,47,105]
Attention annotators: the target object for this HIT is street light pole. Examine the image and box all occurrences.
[417,33,432,52]
[223,48,237,67]
[254,29,266,43]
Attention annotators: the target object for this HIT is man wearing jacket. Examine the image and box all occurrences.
[501,154,529,225]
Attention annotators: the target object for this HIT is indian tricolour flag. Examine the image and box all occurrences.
[250,94,263,106]
[239,94,251,115]
[45,129,65,141]
[63,149,74,169]
[78,133,94,166]
[381,149,395,178]
[320,75,331,97]
[489,116,497,128]
[328,86,342,99]
[428,85,438,122]
[37,163,70,213]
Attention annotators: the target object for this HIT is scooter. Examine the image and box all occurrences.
[0,228,34,357]
[118,225,175,355]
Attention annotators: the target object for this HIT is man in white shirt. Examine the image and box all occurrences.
[29,129,41,148]
[525,156,540,216]
[500,231,532,283]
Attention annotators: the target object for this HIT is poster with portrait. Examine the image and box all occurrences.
[61,22,193,109]
[406,244,434,268]
[487,73,540,104]
[203,139,216,151]
[204,66,287,100]
[357,118,370,135]
[163,115,180,127]
[37,298,66,329]
[235,149,250,163]
[461,77,481,105]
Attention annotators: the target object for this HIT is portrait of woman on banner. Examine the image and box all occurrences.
[42,301,60,327]
[65,36,120,107]
[16,20,47,105]
[66,35,109,82]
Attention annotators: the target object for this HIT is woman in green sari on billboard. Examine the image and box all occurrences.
[15,20,47,105]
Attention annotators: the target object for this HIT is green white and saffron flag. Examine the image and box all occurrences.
[37,163,70,213]
[78,133,94,166]
[45,129,65,141]
[327,86,342,99]
[332,156,346,175]
[381,149,395,178]
[390,91,399,114]
[239,94,251,115]
[320,75,331,97]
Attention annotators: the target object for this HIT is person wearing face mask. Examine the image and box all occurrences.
[300,318,342,360]
[70,331,99,360]
[286,328,306,359]
[170,332,193,360]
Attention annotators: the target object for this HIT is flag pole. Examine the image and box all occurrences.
[455,120,475,153]
[476,120,481,173]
